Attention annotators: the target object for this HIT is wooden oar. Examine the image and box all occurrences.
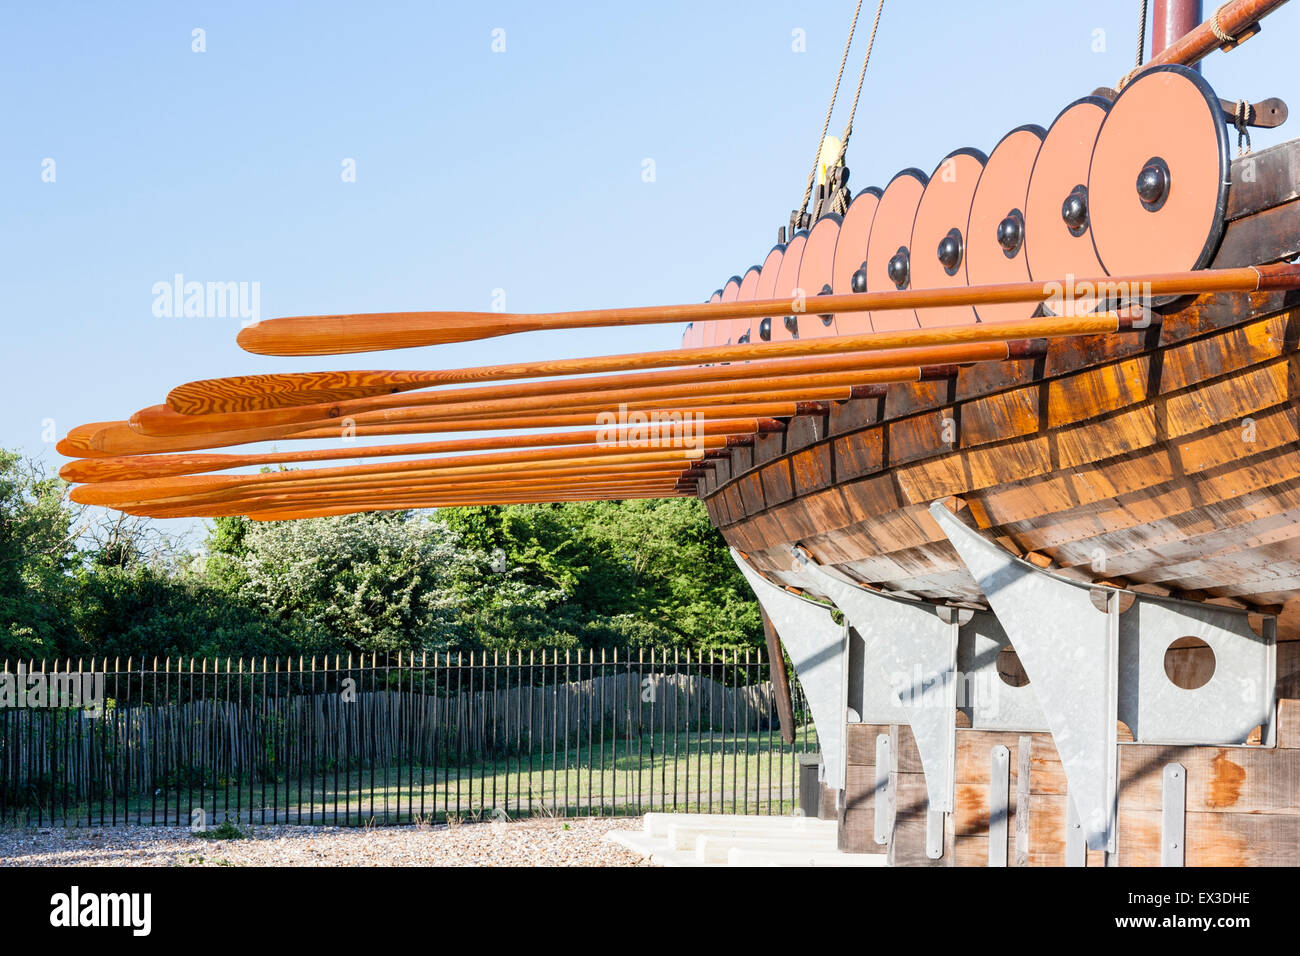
[132,363,951,438]
[77,440,715,499]
[58,400,825,458]
[60,419,773,483]
[169,339,1040,415]
[204,310,1123,417]
[234,265,1300,354]
[108,471,696,514]
[127,474,690,514]
[125,384,874,450]
[126,479,689,519]
[73,459,703,509]
[71,451,710,507]
[242,489,687,521]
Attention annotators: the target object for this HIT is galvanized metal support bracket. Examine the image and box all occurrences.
[1065,799,1088,866]
[1119,600,1276,745]
[874,733,892,845]
[989,744,1010,867]
[1162,762,1187,867]
[730,549,849,791]
[930,501,1278,855]
[791,549,959,859]
[957,610,1049,732]
[932,502,1123,853]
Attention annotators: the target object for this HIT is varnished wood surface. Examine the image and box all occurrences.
[169,340,1027,415]
[58,419,769,483]
[706,293,1300,638]
[129,367,937,439]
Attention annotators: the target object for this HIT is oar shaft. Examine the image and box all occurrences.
[169,339,1033,415]
[72,454,703,507]
[129,479,685,518]
[234,265,1294,354]
[59,418,772,483]
[133,364,938,437]
[61,401,819,457]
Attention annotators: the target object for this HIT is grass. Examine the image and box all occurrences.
[7,726,821,827]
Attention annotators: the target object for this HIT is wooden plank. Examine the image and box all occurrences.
[786,412,828,452]
[1278,699,1300,748]
[1117,745,1300,814]
[758,460,794,506]
[887,408,956,467]
[753,430,784,465]
[1016,735,1031,866]
[833,428,883,481]
[959,385,1041,447]
[1117,808,1300,866]
[790,443,833,495]
[728,443,753,476]
[829,395,880,436]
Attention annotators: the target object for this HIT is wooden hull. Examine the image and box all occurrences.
[704,295,1300,640]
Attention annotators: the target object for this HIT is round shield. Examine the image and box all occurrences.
[708,275,742,347]
[831,187,881,335]
[1088,64,1229,286]
[729,265,763,345]
[793,214,842,339]
[767,230,808,342]
[966,124,1045,323]
[1024,95,1111,314]
[909,148,987,328]
[686,290,721,349]
[744,244,786,345]
[864,168,927,332]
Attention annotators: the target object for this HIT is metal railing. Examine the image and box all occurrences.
[0,649,818,827]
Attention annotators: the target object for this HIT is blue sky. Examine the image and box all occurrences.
[3,0,1296,542]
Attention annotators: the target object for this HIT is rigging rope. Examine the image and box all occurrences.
[1118,0,1150,89]
[1210,3,1238,44]
[831,0,886,214]
[1135,0,1149,67]
[795,0,863,230]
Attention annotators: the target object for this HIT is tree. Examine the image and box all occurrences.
[0,452,80,660]
[233,510,558,654]
[438,499,762,651]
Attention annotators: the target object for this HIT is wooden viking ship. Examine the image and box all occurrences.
[58,0,1300,865]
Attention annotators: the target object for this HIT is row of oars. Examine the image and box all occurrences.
[62,265,1300,519]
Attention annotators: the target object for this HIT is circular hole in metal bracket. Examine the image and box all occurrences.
[1163,636,1215,690]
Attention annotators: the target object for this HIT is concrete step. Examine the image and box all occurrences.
[666,820,835,852]
[642,811,834,839]
[727,846,888,867]
[609,813,874,868]
[694,832,839,864]
[604,829,706,867]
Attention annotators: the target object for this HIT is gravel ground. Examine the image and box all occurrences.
[0,816,647,867]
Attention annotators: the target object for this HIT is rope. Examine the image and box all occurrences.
[833,0,885,170]
[796,1,863,229]
[1118,0,1149,90]
[828,0,886,216]
[1135,0,1148,67]
[1210,2,1237,44]
[1234,99,1252,155]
